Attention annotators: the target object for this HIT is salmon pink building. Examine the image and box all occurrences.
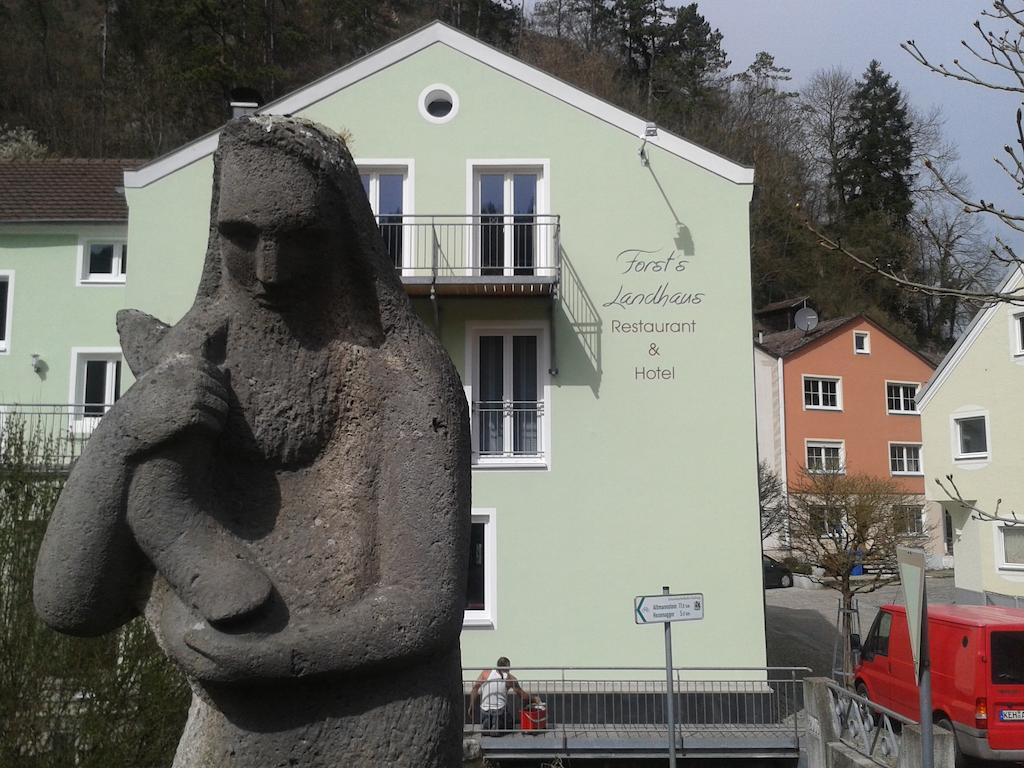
[754,315,936,552]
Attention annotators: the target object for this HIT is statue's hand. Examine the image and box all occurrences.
[115,354,230,452]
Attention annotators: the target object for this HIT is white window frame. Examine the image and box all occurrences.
[76,238,128,285]
[802,375,842,411]
[854,331,870,355]
[418,83,460,124]
[464,321,550,470]
[888,442,924,476]
[808,503,844,538]
[951,409,991,463]
[897,504,925,536]
[885,381,919,415]
[356,160,415,273]
[464,508,497,628]
[1013,310,1024,357]
[997,524,1024,570]
[805,439,845,474]
[466,159,551,277]
[68,347,123,433]
[0,270,13,354]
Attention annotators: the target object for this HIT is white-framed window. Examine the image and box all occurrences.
[854,331,870,354]
[418,83,459,124]
[889,443,923,475]
[468,161,549,277]
[886,382,918,414]
[69,348,122,431]
[897,505,924,536]
[77,240,128,284]
[357,161,413,271]
[952,412,989,461]
[0,271,12,353]
[803,376,841,410]
[464,508,497,628]
[809,504,843,537]
[998,525,1024,569]
[1013,311,1024,357]
[466,323,549,468]
[806,440,844,473]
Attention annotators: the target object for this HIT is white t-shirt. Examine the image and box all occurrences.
[480,668,510,712]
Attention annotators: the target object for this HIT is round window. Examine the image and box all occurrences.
[419,84,459,124]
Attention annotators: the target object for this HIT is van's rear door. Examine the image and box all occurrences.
[987,630,1024,750]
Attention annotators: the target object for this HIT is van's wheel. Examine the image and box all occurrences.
[936,717,967,768]
[780,573,793,588]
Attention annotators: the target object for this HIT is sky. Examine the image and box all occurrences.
[699,0,1022,240]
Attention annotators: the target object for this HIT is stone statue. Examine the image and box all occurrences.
[34,115,472,767]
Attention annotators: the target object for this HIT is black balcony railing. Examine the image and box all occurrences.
[0,404,111,472]
[373,214,561,283]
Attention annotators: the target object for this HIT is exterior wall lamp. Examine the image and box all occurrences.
[31,353,43,373]
[639,122,658,166]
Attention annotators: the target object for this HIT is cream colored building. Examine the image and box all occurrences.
[918,265,1024,605]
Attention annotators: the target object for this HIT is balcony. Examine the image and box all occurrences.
[375,214,560,297]
[0,404,109,473]
[473,399,544,464]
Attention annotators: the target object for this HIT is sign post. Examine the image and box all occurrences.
[898,546,932,768]
[634,587,704,768]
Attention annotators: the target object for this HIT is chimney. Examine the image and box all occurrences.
[229,87,263,119]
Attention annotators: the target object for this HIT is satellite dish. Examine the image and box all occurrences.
[795,307,819,333]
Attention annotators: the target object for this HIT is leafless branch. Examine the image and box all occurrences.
[935,473,1022,525]
[801,213,1024,303]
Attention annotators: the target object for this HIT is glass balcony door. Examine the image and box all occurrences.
[74,356,121,433]
[476,170,539,277]
[475,333,540,459]
[360,169,407,270]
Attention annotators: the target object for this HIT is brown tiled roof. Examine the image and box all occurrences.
[754,296,810,315]
[757,316,856,357]
[0,159,141,223]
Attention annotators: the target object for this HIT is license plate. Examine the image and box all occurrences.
[999,710,1024,721]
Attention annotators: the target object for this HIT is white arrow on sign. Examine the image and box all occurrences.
[634,593,704,624]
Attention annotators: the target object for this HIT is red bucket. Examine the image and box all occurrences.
[520,703,547,731]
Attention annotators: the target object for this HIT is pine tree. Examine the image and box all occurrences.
[839,60,915,229]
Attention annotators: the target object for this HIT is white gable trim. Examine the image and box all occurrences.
[918,264,1024,410]
[124,22,753,189]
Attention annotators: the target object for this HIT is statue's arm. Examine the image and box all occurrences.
[34,352,248,635]
[173,374,472,682]
[127,445,273,625]
[33,415,145,636]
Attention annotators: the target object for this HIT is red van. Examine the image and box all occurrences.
[854,604,1024,764]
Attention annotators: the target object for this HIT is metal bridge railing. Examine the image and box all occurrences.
[825,679,913,766]
[464,666,808,744]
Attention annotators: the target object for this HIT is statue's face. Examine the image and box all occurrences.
[216,147,339,312]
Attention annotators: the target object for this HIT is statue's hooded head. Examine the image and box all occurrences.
[195,115,410,345]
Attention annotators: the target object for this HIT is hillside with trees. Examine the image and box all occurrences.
[0,0,1001,351]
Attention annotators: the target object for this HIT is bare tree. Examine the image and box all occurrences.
[758,460,788,544]
[788,470,926,681]
[798,67,855,222]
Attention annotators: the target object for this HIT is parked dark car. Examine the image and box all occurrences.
[762,555,793,589]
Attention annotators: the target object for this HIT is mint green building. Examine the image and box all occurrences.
[2,24,765,674]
